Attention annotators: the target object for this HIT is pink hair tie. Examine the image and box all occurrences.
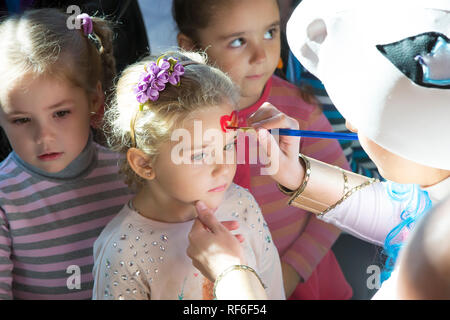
[76,13,93,36]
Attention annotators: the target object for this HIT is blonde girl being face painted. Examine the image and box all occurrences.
[105,51,240,222]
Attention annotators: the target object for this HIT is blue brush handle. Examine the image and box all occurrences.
[269,128,359,140]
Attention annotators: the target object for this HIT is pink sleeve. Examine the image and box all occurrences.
[282,214,342,281]
[281,102,350,281]
[0,208,13,300]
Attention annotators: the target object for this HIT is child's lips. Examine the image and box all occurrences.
[38,152,63,161]
[208,183,227,192]
[246,73,264,79]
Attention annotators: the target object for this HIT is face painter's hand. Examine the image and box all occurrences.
[187,201,246,282]
[248,102,304,190]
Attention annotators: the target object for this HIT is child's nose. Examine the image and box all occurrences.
[35,123,55,144]
[250,43,267,64]
[212,162,231,177]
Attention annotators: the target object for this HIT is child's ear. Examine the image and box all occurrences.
[177,33,196,51]
[90,81,105,114]
[127,148,156,180]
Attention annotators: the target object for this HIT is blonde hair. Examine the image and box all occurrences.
[104,51,239,190]
[0,8,115,112]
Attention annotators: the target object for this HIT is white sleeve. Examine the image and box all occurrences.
[317,181,404,246]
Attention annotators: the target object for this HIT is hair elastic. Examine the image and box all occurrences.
[76,13,103,53]
[76,13,93,36]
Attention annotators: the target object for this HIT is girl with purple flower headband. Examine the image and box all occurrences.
[93,51,286,300]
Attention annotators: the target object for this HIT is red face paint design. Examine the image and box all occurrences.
[220,110,238,132]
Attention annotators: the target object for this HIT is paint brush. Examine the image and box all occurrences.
[226,126,359,140]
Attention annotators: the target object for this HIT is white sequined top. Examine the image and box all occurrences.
[92,183,286,300]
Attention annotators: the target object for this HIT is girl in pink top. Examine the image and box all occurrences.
[173,0,352,299]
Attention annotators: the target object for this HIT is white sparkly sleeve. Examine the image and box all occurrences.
[93,232,151,300]
[241,189,286,300]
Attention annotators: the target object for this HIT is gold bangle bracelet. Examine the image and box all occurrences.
[213,265,266,300]
[287,154,311,206]
[283,154,380,216]
[277,153,311,198]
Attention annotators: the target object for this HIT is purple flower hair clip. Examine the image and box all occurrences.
[133,56,185,109]
[76,13,93,36]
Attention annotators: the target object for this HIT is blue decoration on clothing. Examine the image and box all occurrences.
[377,32,450,89]
[178,277,187,300]
[381,182,432,283]
[416,36,450,86]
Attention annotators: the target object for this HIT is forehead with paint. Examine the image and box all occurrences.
[173,105,238,163]
[287,0,450,171]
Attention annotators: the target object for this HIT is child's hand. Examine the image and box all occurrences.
[187,201,247,282]
[248,102,305,191]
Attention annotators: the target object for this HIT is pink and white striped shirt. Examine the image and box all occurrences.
[0,141,133,299]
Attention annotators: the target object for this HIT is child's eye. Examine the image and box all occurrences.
[191,152,207,162]
[54,110,71,118]
[224,141,236,151]
[12,117,31,125]
[230,38,245,48]
[264,27,278,40]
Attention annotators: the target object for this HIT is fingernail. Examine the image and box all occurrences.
[196,201,207,211]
